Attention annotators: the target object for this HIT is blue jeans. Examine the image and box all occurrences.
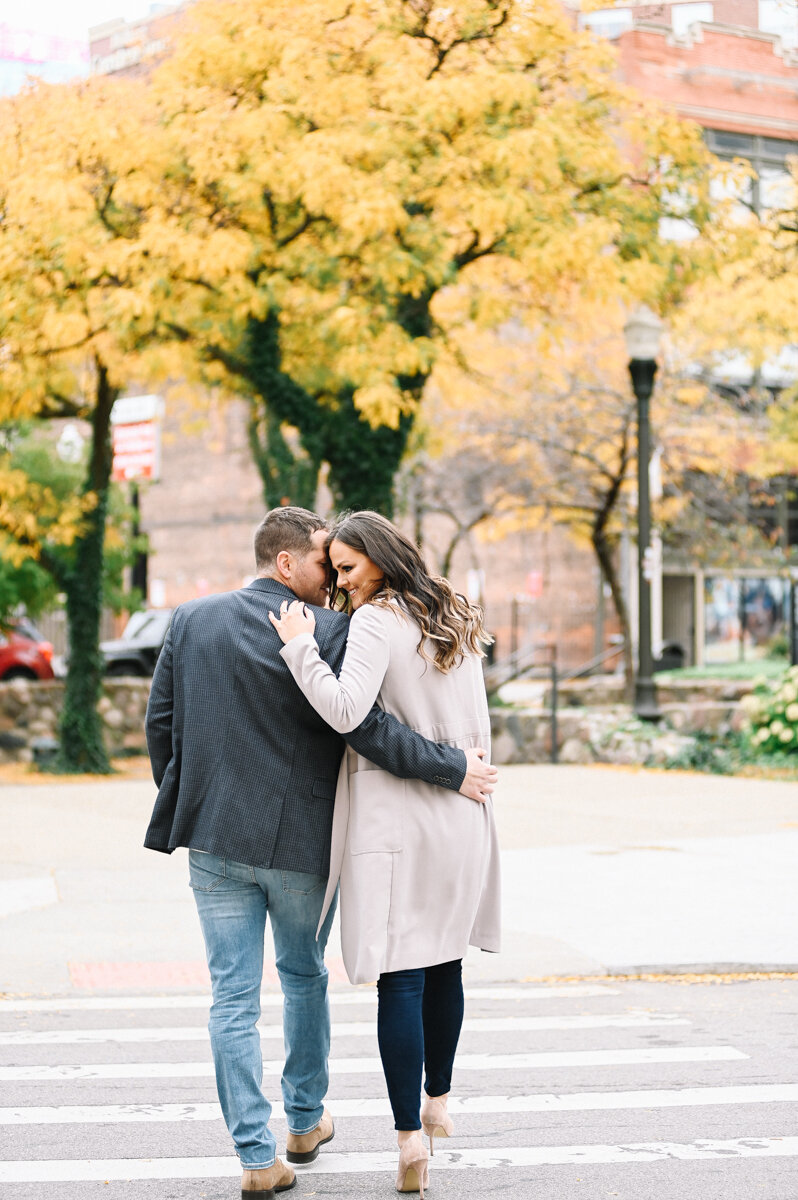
[189,850,337,1168]
[377,959,464,1131]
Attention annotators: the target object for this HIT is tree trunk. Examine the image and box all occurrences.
[55,360,117,773]
[592,526,634,702]
[247,403,319,510]
[587,424,634,700]
[244,313,418,517]
[323,396,413,516]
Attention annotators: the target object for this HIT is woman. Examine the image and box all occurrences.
[270,511,501,1197]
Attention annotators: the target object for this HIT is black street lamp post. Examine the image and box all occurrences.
[624,306,664,722]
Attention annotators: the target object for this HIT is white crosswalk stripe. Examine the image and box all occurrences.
[0,1043,747,1082]
[1,981,796,1193]
[3,1084,798,1124]
[0,1010,687,1045]
[2,1139,798,1183]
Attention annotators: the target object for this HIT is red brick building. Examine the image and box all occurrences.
[614,3,796,130]
[89,4,184,79]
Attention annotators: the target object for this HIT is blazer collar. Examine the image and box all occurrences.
[246,577,298,602]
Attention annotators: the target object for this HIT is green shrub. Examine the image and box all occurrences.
[765,631,790,659]
[744,666,798,755]
[665,731,734,774]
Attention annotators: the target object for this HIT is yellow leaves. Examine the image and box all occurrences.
[0,462,87,562]
[674,384,706,409]
[674,160,798,373]
[339,190,409,242]
[0,67,270,415]
[474,506,553,546]
[353,383,407,429]
[0,0,732,465]
[37,310,91,353]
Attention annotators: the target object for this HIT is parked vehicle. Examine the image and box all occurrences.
[100,609,173,677]
[0,619,56,681]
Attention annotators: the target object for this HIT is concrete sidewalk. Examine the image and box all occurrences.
[496,764,798,977]
[1,763,796,995]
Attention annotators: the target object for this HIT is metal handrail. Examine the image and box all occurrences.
[486,639,626,692]
[485,640,629,766]
[557,641,627,685]
[484,643,559,763]
[484,642,554,693]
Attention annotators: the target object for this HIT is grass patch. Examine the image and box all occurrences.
[657,658,789,683]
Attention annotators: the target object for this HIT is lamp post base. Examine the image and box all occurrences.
[634,676,660,722]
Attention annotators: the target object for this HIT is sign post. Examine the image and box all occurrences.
[111,395,163,602]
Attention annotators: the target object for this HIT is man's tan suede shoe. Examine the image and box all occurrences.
[241,1156,296,1198]
[285,1108,335,1164]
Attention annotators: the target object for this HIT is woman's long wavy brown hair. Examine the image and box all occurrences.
[326,511,492,673]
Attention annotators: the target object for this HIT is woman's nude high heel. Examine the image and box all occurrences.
[420,1093,454,1156]
[396,1131,430,1197]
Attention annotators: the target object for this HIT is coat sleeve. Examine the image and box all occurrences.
[286,606,468,792]
[279,605,390,734]
[145,623,175,787]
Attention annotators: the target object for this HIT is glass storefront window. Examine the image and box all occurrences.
[704,576,789,663]
[704,577,741,663]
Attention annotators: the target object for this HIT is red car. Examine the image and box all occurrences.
[0,619,55,681]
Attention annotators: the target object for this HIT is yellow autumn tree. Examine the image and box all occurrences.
[405,299,798,684]
[673,163,798,374]
[656,162,798,589]
[147,0,719,513]
[0,0,750,749]
[0,75,254,771]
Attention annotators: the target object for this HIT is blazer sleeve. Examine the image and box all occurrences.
[145,622,175,787]
[287,606,468,792]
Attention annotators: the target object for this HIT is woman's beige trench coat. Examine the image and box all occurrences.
[280,600,501,985]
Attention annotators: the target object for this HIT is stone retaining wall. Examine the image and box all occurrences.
[0,679,151,764]
[490,702,748,766]
[0,678,750,768]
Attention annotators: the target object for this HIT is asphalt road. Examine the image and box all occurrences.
[1,976,797,1200]
[2,762,797,1197]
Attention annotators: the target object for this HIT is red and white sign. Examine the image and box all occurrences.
[112,421,159,481]
[111,394,163,482]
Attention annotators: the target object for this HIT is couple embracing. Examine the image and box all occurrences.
[144,506,501,1199]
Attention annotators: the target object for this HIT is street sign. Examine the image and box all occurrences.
[112,421,160,482]
[111,395,163,482]
[110,395,162,425]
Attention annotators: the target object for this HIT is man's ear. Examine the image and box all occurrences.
[275,550,293,582]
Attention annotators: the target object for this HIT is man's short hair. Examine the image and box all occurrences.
[254,506,327,571]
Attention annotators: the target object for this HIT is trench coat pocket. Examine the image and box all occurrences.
[348,771,403,855]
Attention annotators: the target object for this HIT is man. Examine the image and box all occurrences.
[145,506,497,1198]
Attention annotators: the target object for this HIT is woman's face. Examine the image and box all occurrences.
[329,539,384,610]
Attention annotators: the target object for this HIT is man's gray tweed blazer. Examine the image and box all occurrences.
[144,577,467,876]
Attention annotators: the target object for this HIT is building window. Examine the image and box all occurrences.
[759,0,798,48]
[579,8,634,40]
[672,3,714,36]
[705,129,798,213]
[704,575,789,664]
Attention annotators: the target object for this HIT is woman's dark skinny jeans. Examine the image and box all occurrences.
[376,958,464,1131]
